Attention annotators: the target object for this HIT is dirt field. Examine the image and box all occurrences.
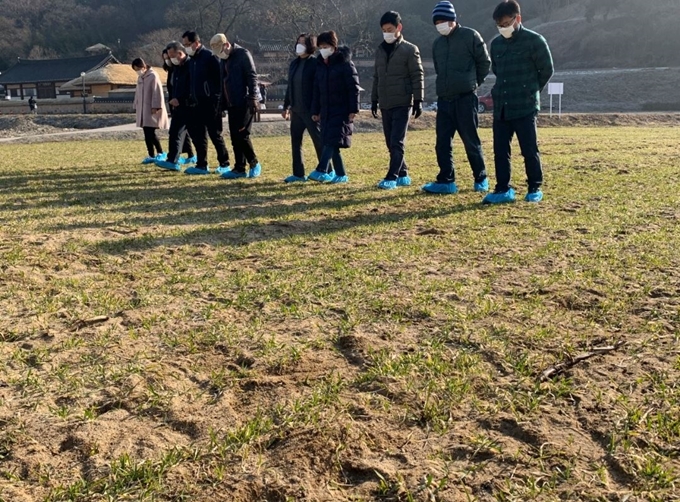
[0,126,679,501]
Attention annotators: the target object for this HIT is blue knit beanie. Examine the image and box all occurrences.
[432,1,457,24]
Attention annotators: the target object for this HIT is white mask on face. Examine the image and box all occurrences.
[136,69,144,77]
[383,32,398,44]
[217,50,229,60]
[185,45,196,56]
[436,23,453,36]
[170,57,180,66]
[295,44,307,55]
[164,59,171,66]
[498,25,515,39]
[319,47,334,59]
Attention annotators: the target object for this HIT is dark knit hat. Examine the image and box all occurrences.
[432,1,457,23]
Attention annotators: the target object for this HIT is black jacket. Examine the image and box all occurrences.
[186,45,221,105]
[218,44,258,110]
[311,46,361,149]
[283,55,318,112]
[168,62,191,103]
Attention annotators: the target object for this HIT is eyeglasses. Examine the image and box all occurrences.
[496,17,516,29]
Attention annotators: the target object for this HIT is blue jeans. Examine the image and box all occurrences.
[382,106,411,181]
[435,94,487,183]
[493,112,542,192]
[315,145,346,176]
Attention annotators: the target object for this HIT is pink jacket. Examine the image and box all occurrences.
[134,68,169,129]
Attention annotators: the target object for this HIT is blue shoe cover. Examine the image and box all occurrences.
[482,188,516,204]
[155,160,181,171]
[221,170,247,179]
[184,167,211,175]
[308,170,334,183]
[524,190,543,203]
[248,163,262,178]
[396,176,412,187]
[377,180,398,190]
[421,182,458,194]
[331,175,349,184]
[474,178,490,193]
[284,175,307,183]
[215,165,231,175]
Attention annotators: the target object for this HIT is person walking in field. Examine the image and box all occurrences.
[422,1,491,195]
[181,30,231,175]
[28,96,37,115]
[281,33,323,183]
[156,43,199,172]
[211,33,263,180]
[371,11,424,191]
[483,0,554,204]
[132,58,169,165]
[309,30,361,184]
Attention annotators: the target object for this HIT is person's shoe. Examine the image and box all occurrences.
[308,170,335,183]
[180,155,197,165]
[396,176,412,187]
[215,165,231,175]
[377,180,398,190]
[482,188,516,204]
[331,175,349,184]
[141,156,156,164]
[284,175,307,183]
[524,189,543,203]
[422,182,458,194]
[221,169,247,179]
[184,166,211,175]
[155,153,168,162]
[474,178,490,193]
[248,163,262,178]
[155,160,181,171]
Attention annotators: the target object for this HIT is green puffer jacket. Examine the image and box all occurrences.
[371,37,424,110]
[433,25,490,100]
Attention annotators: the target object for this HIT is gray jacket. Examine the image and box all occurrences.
[371,37,424,110]
[433,25,490,99]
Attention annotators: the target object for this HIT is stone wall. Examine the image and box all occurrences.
[0,98,135,115]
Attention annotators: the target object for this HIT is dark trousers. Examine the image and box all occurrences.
[143,127,163,157]
[182,136,194,157]
[435,94,487,183]
[493,112,542,192]
[187,102,230,169]
[382,106,411,181]
[227,106,258,172]
[290,110,322,178]
[316,145,346,177]
[167,106,190,164]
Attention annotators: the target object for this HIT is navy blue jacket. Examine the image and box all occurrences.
[218,44,258,109]
[283,55,318,112]
[168,62,191,103]
[311,47,361,149]
[186,45,221,105]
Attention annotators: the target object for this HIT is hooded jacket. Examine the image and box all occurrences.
[311,46,361,149]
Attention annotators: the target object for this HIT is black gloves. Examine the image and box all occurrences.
[371,102,379,119]
[412,100,423,119]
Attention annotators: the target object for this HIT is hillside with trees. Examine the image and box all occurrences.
[0,0,678,71]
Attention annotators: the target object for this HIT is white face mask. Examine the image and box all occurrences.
[136,69,144,77]
[170,57,180,66]
[164,59,171,66]
[436,23,453,36]
[498,25,515,39]
[185,45,196,56]
[383,32,398,44]
[319,47,334,59]
[295,44,307,55]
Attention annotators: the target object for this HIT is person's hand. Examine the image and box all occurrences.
[282,109,290,120]
[349,113,356,121]
[312,115,320,123]
[151,108,161,114]
[412,101,423,119]
[371,102,379,119]
[249,100,259,114]
[169,99,179,107]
